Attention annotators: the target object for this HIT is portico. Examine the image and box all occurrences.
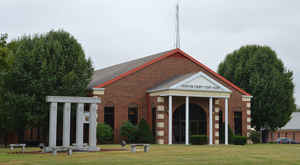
[148,72,231,145]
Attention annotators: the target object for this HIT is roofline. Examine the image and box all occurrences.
[147,88,232,94]
[94,48,251,96]
[94,49,178,88]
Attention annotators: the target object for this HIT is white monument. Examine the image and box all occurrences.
[46,96,101,152]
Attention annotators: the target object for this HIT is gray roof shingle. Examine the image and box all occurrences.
[281,112,300,130]
[88,49,174,89]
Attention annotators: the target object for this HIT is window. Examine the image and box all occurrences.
[293,132,296,140]
[128,104,138,125]
[104,106,114,129]
[219,111,223,143]
[234,112,242,135]
[152,107,156,138]
[285,132,288,137]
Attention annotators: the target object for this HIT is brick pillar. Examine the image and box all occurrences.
[246,102,251,136]
[242,96,252,137]
[156,97,165,144]
[214,99,220,144]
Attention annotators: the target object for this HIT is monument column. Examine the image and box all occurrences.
[89,103,98,150]
[63,102,71,147]
[49,102,58,148]
[76,103,84,147]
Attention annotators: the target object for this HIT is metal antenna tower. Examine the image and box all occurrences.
[175,0,181,49]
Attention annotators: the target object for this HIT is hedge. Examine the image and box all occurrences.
[96,123,113,144]
[232,135,247,145]
[190,135,208,145]
[135,119,153,143]
[120,121,137,143]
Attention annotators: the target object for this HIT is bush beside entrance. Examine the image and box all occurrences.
[232,136,247,145]
[120,119,153,144]
[96,123,113,144]
[190,135,208,145]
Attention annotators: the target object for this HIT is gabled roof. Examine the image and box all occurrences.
[90,48,251,96]
[88,50,173,89]
[281,112,300,130]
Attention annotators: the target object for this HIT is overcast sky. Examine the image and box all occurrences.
[1,0,300,105]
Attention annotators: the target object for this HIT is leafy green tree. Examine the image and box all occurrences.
[218,45,295,131]
[0,33,16,144]
[0,33,9,70]
[1,30,93,142]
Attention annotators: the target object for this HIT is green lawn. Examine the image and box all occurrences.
[0,144,300,165]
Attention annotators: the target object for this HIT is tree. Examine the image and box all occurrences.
[218,45,295,131]
[1,30,93,142]
[0,33,11,143]
[0,33,9,70]
[296,105,300,112]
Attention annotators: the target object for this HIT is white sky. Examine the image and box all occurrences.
[1,0,300,105]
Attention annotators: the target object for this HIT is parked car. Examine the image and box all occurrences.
[276,138,298,144]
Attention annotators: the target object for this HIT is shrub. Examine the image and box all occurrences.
[135,119,153,143]
[190,135,208,145]
[120,121,137,143]
[232,136,247,145]
[96,123,113,144]
[249,130,261,144]
[220,123,234,144]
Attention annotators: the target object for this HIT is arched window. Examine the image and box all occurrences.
[128,103,138,125]
[104,103,115,130]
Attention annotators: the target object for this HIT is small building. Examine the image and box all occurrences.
[89,48,252,144]
[268,112,300,142]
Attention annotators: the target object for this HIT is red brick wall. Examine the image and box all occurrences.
[94,54,248,143]
[268,130,300,143]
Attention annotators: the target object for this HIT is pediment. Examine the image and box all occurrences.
[171,72,231,93]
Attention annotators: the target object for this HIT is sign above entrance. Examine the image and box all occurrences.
[172,72,231,93]
[148,71,232,97]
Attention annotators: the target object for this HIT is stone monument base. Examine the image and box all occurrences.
[43,146,101,153]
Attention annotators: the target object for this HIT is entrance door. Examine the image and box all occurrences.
[173,103,207,144]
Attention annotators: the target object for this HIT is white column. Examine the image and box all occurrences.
[63,103,71,147]
[185,96,189,145]
[49,102,57,148]
[76,103,84,147]
[209,97,213,145]
[168,95,172,145]
[225,98,229,145]
[89,103,98,150]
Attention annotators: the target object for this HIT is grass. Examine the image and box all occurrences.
[0,144,300,165]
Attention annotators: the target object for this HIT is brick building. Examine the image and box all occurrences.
[89,48,252,144]
[267,112,300,143]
